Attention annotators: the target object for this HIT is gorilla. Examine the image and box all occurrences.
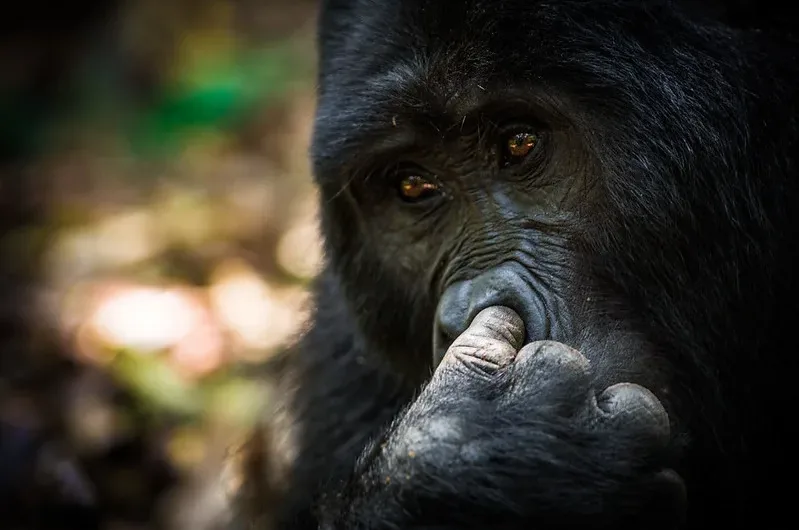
[235,1,798,528]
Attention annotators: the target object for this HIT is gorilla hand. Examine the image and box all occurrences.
[320,307,686,529]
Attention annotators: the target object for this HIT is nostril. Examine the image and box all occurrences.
[435,281,473,340]
[432,321,452,368]
[433,267,542,368]
[436,304,469,343]
[433,281,473,367]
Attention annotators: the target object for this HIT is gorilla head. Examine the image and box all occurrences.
[310,0,792,398]
[235,1,797,528]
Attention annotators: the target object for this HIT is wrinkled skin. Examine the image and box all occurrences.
[234,1,799,529]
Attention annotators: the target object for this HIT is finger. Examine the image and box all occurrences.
[500,341,592,416]
[436,306,525,379]
[592,383,671,446]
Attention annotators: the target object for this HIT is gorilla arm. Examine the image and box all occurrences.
[318,307,686,530]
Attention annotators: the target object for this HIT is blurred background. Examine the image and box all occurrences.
[1,1,322,528]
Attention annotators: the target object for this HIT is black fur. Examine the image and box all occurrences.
[237,1,798,528]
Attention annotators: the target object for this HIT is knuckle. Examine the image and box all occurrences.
[516,340,590,375]
[445,334,518,369]
[444,345,513,377]
[595,383,671,441]
[598,383,667,418]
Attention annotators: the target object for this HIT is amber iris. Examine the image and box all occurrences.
[399,175,439,201]
[507,132,538,158]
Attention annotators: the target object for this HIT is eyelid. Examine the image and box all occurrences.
[497,122,540,137]
[387,162,436,182]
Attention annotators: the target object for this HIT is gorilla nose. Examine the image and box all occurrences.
[433,266,541,367]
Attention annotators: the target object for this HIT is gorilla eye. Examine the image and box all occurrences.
[506,132,539,159]
[398,175,440,202]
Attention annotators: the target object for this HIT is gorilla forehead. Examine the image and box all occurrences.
[318,1,574,108]
[316,0,702,91]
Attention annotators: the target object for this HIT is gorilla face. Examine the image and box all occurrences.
[310,0,770,391]
[321,87,593,362]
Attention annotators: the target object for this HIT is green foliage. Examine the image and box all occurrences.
[112,350,204,417]
[129,45,310,157]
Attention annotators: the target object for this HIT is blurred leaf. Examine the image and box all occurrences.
[205,378,271,427]
[166,426,208,470]
[129,45,307,158]
[111,351,203,417]
[0,98,51,160]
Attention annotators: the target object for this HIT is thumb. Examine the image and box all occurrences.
[435,306,525,380]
